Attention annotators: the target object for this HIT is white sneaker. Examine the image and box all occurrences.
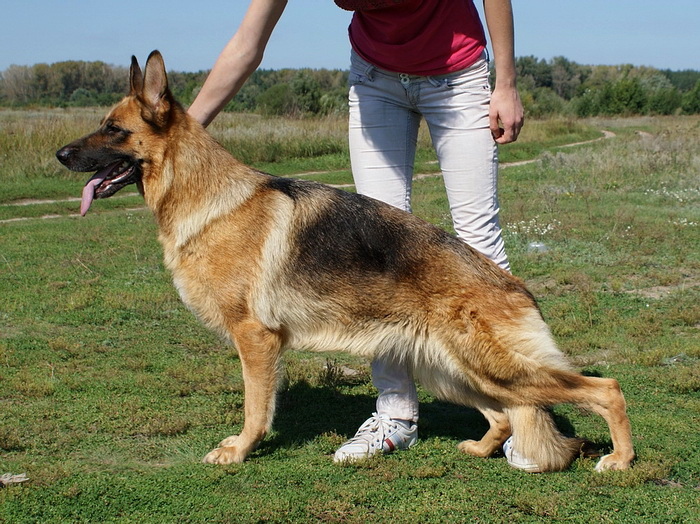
[503,436,542,473]
[333,413,417,462]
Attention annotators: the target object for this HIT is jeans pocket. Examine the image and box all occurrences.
[349,50,376,87]
[443,59,490,90]
[348,71,368,87]
[444,74,490,91]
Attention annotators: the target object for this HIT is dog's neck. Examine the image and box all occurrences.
[144,110,262,259]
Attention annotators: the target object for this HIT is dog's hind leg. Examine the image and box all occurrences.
[565,375,635,472]
[203,319,283,465]
[416,369,510,459]
[506,372,634,472]
[457,404,510,458]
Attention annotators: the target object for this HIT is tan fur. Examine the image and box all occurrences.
[56,51,635,472]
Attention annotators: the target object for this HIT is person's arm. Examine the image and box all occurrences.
[482,0,524,144]
[188,0,288,127]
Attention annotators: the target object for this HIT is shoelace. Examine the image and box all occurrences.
[348,413,393,448]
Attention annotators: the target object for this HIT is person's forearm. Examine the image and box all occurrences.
[482,0,523,143]
[482,0,517,89]
[188,42,262,127]
[188,0,287,127]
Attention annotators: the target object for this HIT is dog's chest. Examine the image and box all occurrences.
[162,245,206,317]
[169,267,230,338]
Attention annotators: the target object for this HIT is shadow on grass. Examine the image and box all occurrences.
[258,380,585,456]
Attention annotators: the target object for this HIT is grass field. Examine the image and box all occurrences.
[0,109,699,522]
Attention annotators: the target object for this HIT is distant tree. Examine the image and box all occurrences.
[572,87,597,117]
[31,64,52,100]
[168,70,208,107]
[1,65,34,104]
[516,55,552,89]
[634,71,681,115]
[527,87,567,118]
[69,87,97,106]
[52,61,83,100]
[550,56,584,99]
[319,88,348,115]
[257,83,295,116]
[580,65,624,91]
[662,69,700,91]
[644,87,682,115]
[682,80,700,114]
[610,77,647,114]
[291,70,321,114]
[0,56,697,116]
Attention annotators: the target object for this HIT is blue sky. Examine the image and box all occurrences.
[2,1,697,72]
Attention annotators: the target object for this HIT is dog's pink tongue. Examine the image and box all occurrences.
[80,176,104,216]
[80,162,121,216]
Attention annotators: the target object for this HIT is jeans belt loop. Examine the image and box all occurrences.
[365,64,376,81]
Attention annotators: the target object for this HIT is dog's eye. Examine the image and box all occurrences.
[105,123,124,135]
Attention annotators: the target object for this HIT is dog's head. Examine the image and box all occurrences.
[56,50,175,215]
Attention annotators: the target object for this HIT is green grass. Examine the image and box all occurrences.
[1,111,699,522]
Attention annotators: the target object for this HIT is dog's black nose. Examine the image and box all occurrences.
[55,145,75,165]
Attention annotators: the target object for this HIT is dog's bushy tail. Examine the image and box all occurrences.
[506,406,584,472]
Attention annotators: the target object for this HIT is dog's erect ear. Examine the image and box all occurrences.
[143,51,168,107]
[129,56,144,96]
[140,50,171,127]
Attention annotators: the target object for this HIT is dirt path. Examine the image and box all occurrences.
[0,130,617,223]
[295,130,617,189]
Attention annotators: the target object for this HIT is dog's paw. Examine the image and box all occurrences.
[457,439,497,458]
[202,446,247,465]
[594,453,633,472]
[218,434,240,447]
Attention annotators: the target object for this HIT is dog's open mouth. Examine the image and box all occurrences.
[80,160,140,216]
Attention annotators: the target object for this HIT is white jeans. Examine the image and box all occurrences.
[348,50,510,422]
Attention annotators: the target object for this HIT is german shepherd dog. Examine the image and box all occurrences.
[56,51,634,472]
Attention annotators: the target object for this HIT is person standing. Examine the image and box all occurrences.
[188,0,525,465]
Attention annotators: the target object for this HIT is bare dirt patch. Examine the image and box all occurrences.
[624,280,700,300]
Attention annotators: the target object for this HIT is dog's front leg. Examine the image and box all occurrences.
[203,320,283,465]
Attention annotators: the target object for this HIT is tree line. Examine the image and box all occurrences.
[1,56,699,118]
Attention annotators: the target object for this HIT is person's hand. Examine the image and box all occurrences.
[489,86,524,144]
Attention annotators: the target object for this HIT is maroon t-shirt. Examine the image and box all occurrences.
[339,0,487,75]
